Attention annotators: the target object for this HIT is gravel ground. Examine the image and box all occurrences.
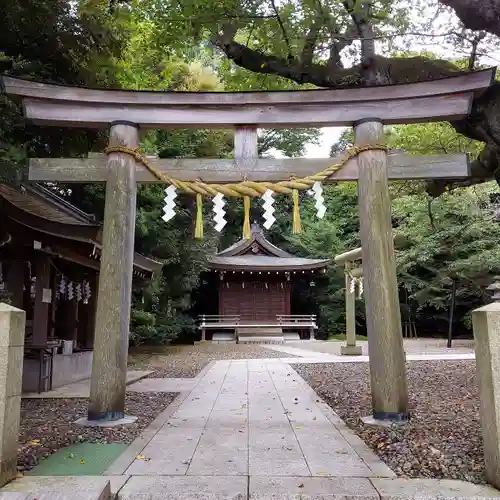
[293,361,485,484]
[129,344,296,378]
[19,392,176,473]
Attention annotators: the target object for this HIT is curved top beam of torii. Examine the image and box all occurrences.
[0,68,496,128]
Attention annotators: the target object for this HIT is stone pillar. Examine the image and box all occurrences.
[201,328,206,342]
[88,122,139,422]
[309,327,314,340]
[341,263,362,356]
[0,303,25,487]
[472,302,500,488]
[355,119,408,422]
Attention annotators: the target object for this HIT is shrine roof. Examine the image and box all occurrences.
[0,183,162,275]
[207,223,329,271]
[0,183,97,226]
[209,255,329,271]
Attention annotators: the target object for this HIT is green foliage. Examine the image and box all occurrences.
[393,184,500,329]
[284,183,362,337]
[386,122,483,156]
[3,0,498,345]
[129,308,189,346]
[0,0,124,183]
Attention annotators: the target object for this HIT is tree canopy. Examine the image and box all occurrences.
[119,0,500,196]
[1,0,500,343]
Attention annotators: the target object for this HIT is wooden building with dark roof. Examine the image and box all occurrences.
[199,224,328,343]
[0,183,161,393]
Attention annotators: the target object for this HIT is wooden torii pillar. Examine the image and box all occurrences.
[1,69,494,424]
[334,247,364,356]
[335,235,404,356]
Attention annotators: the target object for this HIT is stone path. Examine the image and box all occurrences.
[22,370,152,399]
[264,342,475,363]
[110,359,394,497]
[5,355,500,498]
[97,358,497,499]
[123,359,393,478]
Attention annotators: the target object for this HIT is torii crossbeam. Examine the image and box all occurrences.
[1,68,495,425]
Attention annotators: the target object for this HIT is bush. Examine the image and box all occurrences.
[131,309,156,327]
[129,309,195,346]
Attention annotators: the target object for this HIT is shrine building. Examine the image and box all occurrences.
[0,183,161,394]
[199,224,329,343]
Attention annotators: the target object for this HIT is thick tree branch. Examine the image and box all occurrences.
[214,22,499,196]
[215,26,359,86]
[440,0,500,38]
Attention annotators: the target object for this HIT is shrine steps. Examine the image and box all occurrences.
[238,336,285,344]
[235,326,283,344]
[211,333,237,344]
[211,330,303,344]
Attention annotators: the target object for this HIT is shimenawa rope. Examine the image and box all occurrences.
[104,144,387,239]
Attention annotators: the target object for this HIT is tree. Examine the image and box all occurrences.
[110,24,323,344]
[393,183,500,332]
[0,0,127,183]
[126,0,500,197]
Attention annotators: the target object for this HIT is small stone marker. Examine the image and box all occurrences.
[0,303,26,487]
[472,289,500,489]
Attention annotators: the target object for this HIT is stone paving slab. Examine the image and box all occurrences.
[22,370,152,398]
[0,476,111,499]
[267,363,374,477]
[250,476,379,500]
[371,478,500,499]
[285,339,475,356]
[127,377,197,392]
[188,363,249,476]
[248,366,310,477]
[118,475,248,499]
[125,363,229,475]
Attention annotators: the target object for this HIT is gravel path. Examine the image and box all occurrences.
[293,361,485,484]
[19,392,176,473]
[129,344,296,378]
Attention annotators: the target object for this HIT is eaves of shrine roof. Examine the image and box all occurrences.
[217,223,293,258]
[0,183,163,275]
[0,183,97,226]
[208,255,329,272]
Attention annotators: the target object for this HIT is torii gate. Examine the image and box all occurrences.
[334,235,406,356]
[1,68,494,425]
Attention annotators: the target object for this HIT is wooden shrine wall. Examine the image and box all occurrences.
[219,279,291,321]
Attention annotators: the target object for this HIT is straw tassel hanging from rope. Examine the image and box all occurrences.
[243,196,251,239]
[195,193,204,239]
[292,188,302,235]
